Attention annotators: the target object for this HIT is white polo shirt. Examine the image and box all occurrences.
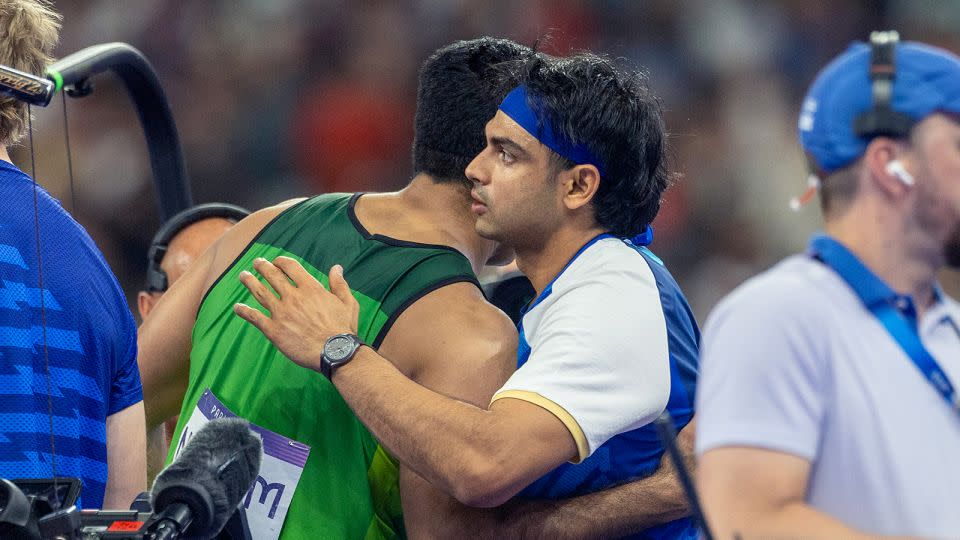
[696,251,960,538]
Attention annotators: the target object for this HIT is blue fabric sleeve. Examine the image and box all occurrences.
[107,304,142,415]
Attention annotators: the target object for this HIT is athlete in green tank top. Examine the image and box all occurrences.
[167,193,479,539]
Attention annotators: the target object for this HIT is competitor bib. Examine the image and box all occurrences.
[173,389,311,540]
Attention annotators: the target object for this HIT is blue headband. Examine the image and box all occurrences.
[498,85,605,176]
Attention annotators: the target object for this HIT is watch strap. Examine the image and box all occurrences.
[320,333,362,380]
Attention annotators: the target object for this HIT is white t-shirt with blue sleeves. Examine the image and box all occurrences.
[492,234,700,540]
[490,235,701,539]
[491,236,671,459]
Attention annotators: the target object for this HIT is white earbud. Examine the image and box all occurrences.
[886,160,915,186]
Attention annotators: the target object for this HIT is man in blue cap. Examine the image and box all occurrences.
[695,32,960,538]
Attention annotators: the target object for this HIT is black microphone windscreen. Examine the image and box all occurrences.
[152,418,262,537]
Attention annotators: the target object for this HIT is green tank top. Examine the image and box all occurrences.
[168,193,479,539]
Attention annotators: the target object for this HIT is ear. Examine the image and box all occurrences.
[863,137,913,199]
[560,164,601,211]
[137,291,158,320]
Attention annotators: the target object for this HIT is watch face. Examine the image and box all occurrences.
[325,335,356,362]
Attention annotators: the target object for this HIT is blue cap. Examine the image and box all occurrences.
[798,41,960,173]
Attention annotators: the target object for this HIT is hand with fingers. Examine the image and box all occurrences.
[234,256,360,373]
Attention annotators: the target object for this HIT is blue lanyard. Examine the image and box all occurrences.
[809,235,960,414]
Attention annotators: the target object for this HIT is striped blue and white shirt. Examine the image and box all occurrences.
[0,160,141,509]
[491,234,699,540]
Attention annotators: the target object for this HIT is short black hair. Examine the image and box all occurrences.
[412,37,532,188]
[515,53,670,237]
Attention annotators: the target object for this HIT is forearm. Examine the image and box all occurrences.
[438,465,685,539]
[142,372,186,431]
[104,402,147,509]
[700,448,923,540]
[494,418,696,537]
[508,468,688,538]
[146,423,169,484]
[461,420,693,538]
[506,419,696,538]
[138,320,189,430]
[333,346,517,506]
[718,502,923,540]
[411,470,686,540]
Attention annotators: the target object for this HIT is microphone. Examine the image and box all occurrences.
[149,418,262,540]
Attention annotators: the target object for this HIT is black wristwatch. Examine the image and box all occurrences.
[320,333,363,380]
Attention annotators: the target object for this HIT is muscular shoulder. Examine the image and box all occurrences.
[200,198,307,293]
[378,281,518,400]
[437,284,518,351]
[220,197,306,247]
[380,281,517,364]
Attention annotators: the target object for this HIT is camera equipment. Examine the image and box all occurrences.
[853,31,914,139]
[0,418,261,539]
[148,417,261,539]
[0,42,192,220]
[0,478,40,539]
[12,478,83,510]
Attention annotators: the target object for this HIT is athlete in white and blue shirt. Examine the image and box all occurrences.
[495,233,699,539]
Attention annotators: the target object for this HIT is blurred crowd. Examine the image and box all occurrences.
[16,0,960,322]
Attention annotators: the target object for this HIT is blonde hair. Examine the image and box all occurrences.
[0,0,60,146]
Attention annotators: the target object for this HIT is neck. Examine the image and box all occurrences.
[516,224,606,296]
[825,203,942,316]
[0,146,11,164]
[396,174,497,274]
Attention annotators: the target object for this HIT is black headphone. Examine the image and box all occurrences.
[145,202,250,293]
[853,30,915,139]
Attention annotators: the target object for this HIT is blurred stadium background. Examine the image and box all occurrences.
[17,0,960,323]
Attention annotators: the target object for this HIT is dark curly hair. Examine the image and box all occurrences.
[512,53,670,237]
[412,37,532,188]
